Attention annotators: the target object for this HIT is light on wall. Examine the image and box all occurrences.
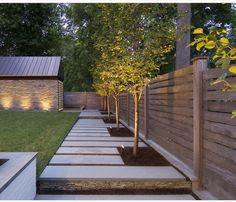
[1,94,13,109]
[20,96,32,110]
[40,96,53,111]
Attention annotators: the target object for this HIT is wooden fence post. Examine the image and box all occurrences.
[192,57,208,188]
[144,85,149,139]
[127,92,130,126]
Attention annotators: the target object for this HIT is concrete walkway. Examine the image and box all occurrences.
[37,110,193,199]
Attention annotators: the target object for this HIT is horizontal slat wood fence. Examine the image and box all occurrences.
[64,92,102,109]
[202,67,236,199]
[109,58,236,199]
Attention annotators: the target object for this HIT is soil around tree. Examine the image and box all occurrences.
[100,111,108,115]
[118,147,171,166]
[108,127,133,137]
[103,118,116,123]
[0,159,8,166]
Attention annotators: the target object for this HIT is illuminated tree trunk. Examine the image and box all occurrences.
[107,96,110,120]
[133,93,139,156]
[115,97,119,130]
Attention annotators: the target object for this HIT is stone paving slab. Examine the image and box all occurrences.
[72,127,109,130]
[40,166,186,180]
[67,132,110,137]
[49,155,124,165]
[68,133,110,137]
[61,141,147,147]
[70,129,108,133]
[65,136,136,141]
[56,147,119,155]
[35,194,195,200]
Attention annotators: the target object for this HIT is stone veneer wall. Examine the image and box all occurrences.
[0,79,61,111]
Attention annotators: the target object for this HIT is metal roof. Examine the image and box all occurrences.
[0,56,63,80]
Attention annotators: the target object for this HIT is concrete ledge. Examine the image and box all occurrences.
[35,194,195,200]
[0,152,37,200]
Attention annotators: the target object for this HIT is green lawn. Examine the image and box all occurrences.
[0,111,78,177]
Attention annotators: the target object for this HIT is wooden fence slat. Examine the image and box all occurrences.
[148,92,193,100]
[205,111,236,126]
[149,65,193,84]
[205,91,236,101]
[149,75,194,89]
[148,105,193,117]
[203,67,235,80]
[149,82,193,95]
[204,121,236,139]
[148,99,193,108]
[207,101,236,113]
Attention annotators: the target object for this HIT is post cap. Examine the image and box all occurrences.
[192,56,208,62]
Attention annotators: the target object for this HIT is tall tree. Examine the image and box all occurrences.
[90,4,176,155]
[176,3,191,69]
[0,3,63,56]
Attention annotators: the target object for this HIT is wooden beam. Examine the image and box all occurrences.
[192,57,208,188]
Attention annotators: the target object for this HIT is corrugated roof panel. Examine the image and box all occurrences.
[2,57,14,75]
[8,57,21,75]
[27,56,37,76]
[52,57,61,75]
[0,57,7,75]
[22,57,34,76]
[43,57,51,75]
[0,56,62,79]
[48,57,56,75]
[16,57,29,76]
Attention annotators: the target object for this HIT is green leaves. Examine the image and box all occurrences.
[219,37,229,46]
[196,42,205,51]
[205,41,216,49]
[190,26,236,118]
[193,28,203,34]
[232,110,236,118]
[229,66,236,74]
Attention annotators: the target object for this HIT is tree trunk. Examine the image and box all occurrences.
[107,96,110,120]
[115,97,119,130]
[104,96,107,111]
[176,3,191,69]
[133,93,139,156]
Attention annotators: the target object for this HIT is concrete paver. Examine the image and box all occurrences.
[35,194,195,200]
[56,147,119,155]
[40,166,186,180]
[65,136,136,141]
[49,155,124,165]
[68,132,110,137]
[61,141,147,147]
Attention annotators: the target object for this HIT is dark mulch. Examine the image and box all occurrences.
[118,147,171,166]
[0,159,8,166]
[108,127,133,137]
[103,118,116,124]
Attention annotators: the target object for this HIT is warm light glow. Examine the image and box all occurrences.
[1,94,13,109]
[20,96,32,110]
[40,96,53,111]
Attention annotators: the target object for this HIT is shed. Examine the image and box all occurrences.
[0,56,63,111]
